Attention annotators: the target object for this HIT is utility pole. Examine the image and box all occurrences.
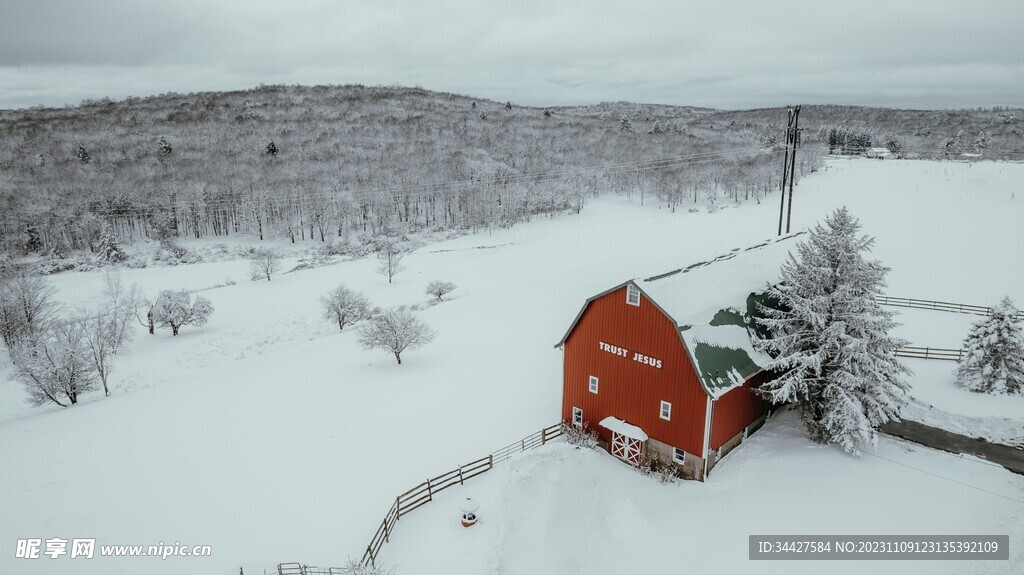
[776,105,802,235]
[785,105,801,234]
[777,108,794,236]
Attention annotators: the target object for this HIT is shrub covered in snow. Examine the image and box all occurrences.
[321,285,373,332]
[425,280,457,301]
[154,239,201,266]
[957,297,1024,395]
[357,307,435,364]
[755,207,911,454]
[339,559,395,575]
[639,450,680,484]
[561,422,599,449]
[150,290,214,336]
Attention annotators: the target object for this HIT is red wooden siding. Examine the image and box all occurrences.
[709,371,771,449]
[562,285,708,456]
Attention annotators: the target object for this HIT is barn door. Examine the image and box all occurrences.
[610,431,643,466]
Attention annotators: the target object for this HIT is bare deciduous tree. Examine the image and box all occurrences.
[152,290,214,336]
[358,307,435,365]
[249,249,280,281]
[0,272,58,349]
[11,321,96,407]
[424,280,457,301]
[375,236,406,284]
[78,272,140,396]
[320,285,373,331]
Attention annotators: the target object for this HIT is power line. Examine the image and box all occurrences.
[861,449,1024,505]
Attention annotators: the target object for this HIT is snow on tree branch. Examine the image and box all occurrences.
[753,207,911,454]
[957,296,1024,395]
[357,307,435,364]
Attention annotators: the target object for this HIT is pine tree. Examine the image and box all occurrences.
[157,136,173,160]
[755,207,911,454]
[619,117,634,133]
[265,140,278,156]
[97,223,125,262]
[77,144,91,164]
[957,297,1024,395]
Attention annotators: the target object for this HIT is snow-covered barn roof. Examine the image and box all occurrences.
[555,233,802,397]
[639,234,802,396]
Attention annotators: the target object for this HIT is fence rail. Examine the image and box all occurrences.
[357,422,563,569]
[877,296,1024,319]
[895,346,963,362]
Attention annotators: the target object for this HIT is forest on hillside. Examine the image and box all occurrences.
[0,84,1018,263]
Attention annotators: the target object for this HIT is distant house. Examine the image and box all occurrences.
[866,147,892,159]
[555,235,802,480]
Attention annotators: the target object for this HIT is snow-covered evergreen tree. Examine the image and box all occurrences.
[157,136,173,160]
[755,207,911,454]
[97,222,126,262]
[956,297,1024,395]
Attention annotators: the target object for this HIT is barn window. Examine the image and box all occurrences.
[572,407,583,427]
[588,376,599,394]
[672,448,686,465]
[626,284,641,307]
[660,400,672,421]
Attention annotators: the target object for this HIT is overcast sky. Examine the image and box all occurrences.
[1,0,1022,111]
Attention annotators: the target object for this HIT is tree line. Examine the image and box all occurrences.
[0,85,829,258]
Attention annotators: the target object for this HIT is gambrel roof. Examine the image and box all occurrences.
[557,234,802,397]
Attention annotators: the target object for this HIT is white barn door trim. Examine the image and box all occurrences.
[610,431,643,466]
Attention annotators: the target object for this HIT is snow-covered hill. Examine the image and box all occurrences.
[1,158,1022,575]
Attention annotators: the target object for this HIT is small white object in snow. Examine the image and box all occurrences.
[459,498,480,514]
[599,417,649,441]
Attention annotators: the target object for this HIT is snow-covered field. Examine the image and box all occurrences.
[1,158,1022,575]
[386,409,1024,575]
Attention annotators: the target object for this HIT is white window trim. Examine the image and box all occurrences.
[588,375,599,394]
[660,400,672,421]
[626,283,640,307]
[572,407,583,427]
[672,448,686,465]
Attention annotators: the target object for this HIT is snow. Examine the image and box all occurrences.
[598,416,649,441]
[385,410,1024,575]
[640,233,801,329]
[1,158,1023,574]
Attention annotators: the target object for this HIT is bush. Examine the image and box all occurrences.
[639,451,679,484]
[562,422,599,449]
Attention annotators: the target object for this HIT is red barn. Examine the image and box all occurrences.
[555,234,803,480]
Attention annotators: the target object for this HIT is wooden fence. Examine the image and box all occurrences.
[895,346,963,362]
[876,296,1024,319]
[358,422,563,569]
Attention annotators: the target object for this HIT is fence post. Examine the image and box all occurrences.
[488,454,493,469]
[459,465,465,485]
[426,478,433,502]
[395,497,400,520]
[541,427,547,445]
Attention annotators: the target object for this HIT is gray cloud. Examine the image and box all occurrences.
[1,0,1022,110]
